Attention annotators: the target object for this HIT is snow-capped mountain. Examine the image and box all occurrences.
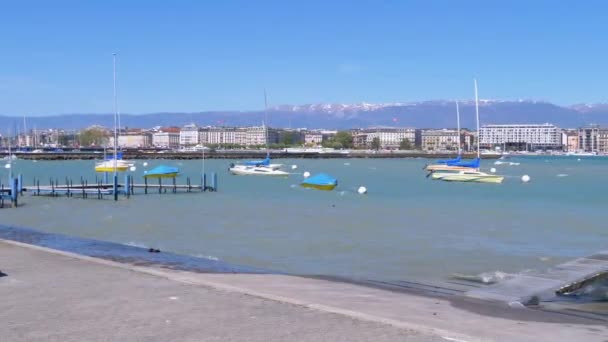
[1,100,607,131]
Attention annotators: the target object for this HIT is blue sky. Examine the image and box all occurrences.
[1,0,606,115]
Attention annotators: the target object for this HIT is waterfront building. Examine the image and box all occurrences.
[152,127,180,148]
[579,125,608,153]
[109,130,152,148]
[179,124,200,146]
[196,125,278,147]
[479,124,562,151]
[420,129,460,151]
[352,128,417,149]
[303,130,336,147]
[562,130,579,152]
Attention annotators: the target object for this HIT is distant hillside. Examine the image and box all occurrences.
[1,100,607,131]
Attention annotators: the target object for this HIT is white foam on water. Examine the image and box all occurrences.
[556,174,568,177]
[509,162,520,166]
[494,161,504,165]
[539,256,551,262]
[194,254,220,261]
[125,241,148,248]
[451,271,512,284]
[344,162,350,166]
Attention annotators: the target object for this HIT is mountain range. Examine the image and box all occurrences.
[1,100,608,132]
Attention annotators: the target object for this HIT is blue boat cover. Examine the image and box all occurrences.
[244,152,270,166]
[145,165,179,176]
[448,157,480,168]
[301,173,338,186]
[436,155,461,164]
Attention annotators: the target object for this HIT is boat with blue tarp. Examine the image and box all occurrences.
[144,165,180,178]
[301,173,338,191]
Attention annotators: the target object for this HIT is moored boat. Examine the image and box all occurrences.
[144,165,180,178]
[300,173,338,191]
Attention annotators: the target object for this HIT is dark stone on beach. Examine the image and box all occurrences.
[0,270,7,277]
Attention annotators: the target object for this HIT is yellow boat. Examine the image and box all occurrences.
[143,165,180,179]
[95,160,129,172]
[300,173,338,191]
[425,164,478,172]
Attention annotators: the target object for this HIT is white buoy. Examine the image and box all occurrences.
[4,163,10,169]
[490,168,496,173]
[291,164,298,170]
[521,175,530,183]
[129,166,136,172]
[357,186,367,194]
[303,171,311,178]
[143,162,148,167]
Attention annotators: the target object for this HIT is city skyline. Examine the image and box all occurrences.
[1,1,607,115]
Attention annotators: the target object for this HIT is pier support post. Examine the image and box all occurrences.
[11,178,18,208]
[172,177,176,193]
[211,173,217,192]
[202,173,207,192]
[1,183,4,208]
[113,174,118,201]
[18,174,23,195]
[158,178,162,194]
[144,177,148,194]
[124,174,130,198]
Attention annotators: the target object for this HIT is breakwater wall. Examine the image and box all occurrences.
[1,151,497,160]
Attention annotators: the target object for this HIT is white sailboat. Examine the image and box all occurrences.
[434,79,504,184]
[229,90,288,177]
[425,101,479,172]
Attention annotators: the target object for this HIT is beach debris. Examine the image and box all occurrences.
[148,248,161,253]
[521,175,530,183]
[303,171,311,178]
[0,270,7,277]
[357,186,367,194]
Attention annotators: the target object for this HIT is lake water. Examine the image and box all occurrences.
[1,156,606,284]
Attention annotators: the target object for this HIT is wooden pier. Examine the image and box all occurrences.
[1,173,218,207]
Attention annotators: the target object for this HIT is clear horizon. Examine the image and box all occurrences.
[1,1,607,116]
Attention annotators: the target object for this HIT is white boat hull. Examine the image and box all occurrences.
[229,165,289,176]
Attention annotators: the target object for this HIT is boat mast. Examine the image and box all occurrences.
[264,88,269,156]
[112,53,118,177]
[474,79,480,166]
[456,101,461,155]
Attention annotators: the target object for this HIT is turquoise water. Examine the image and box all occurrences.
[1,156,606,283]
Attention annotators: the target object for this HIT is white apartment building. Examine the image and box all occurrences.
[353,128,416,149]
[196,125,279,147]
[152,129,180,148]
[420,129,460,151]
[479,124,562,150]
[108,133,151,148]
[179,124,200,146]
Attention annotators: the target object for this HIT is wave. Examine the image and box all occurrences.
[193,254,220,261]
[125,241,148,248]
[451,271,512,284]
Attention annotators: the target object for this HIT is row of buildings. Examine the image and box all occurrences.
[4,123,608,153]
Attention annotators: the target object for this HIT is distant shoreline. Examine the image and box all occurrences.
[0,151,499,160]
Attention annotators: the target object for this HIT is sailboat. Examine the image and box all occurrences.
[95,53,129,174]
[433,80,504,184]
[229,91,288,176]
[425,101,478,172]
